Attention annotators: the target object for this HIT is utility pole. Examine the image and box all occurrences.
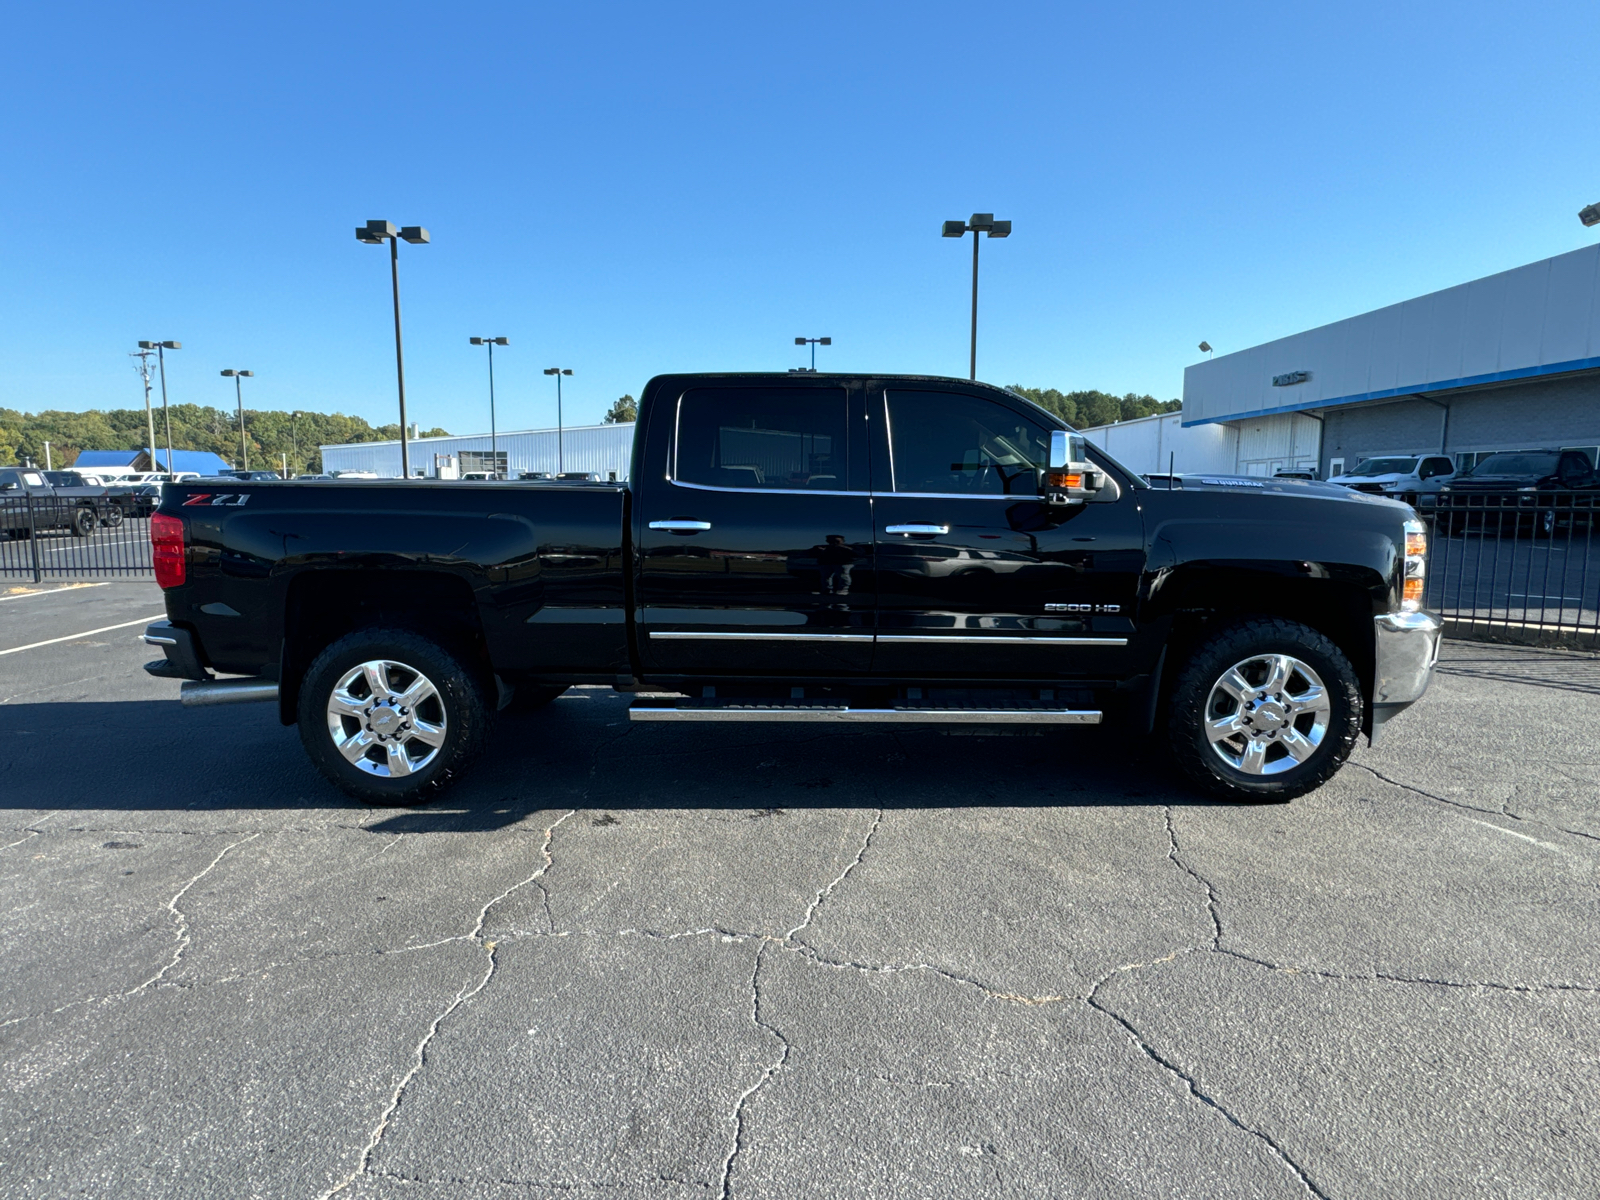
[131,346,159,471]
[139,341,181,471]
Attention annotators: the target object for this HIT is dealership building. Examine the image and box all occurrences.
[1086,242,1600,479]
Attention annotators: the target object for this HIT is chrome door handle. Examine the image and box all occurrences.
[885,524,949,536]
[648,519,712,533]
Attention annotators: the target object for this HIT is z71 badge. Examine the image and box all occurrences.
[181,493,252,507]
[1046,603,1120,613]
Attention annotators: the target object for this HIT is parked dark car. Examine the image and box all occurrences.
[143,372,1440,808]
[1432,450,1598,535]
[1,467,114,537]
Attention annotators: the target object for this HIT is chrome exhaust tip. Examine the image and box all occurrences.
[179,678,280,707]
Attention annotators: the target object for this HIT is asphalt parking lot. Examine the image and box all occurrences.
[3,582,1598,1199]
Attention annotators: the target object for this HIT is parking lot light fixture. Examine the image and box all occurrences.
[543,368,573,472]
[794,336,832,371]
[220,370,254,470]
[941,213,1011,380]
[356,219,430,478]
[470,337,510,477]
[1581,202,1600,228]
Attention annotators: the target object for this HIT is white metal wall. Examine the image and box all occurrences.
[1080,412,1238,475]
[320,423,635,479]
[1232,413,1323,476]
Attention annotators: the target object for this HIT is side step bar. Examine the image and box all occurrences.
[629,704,1101,725]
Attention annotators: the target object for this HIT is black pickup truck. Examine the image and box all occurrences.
[142,373,1441,805]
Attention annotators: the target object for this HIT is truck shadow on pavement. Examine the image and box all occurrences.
[0,693,1200,833]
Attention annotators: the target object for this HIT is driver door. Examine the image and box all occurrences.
[869,387,1144,679]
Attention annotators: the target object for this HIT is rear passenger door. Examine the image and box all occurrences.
[634,383,875,675]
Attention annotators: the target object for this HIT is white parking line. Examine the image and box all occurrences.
[1464,817,1562,852]
[0,583,111,602]
[0,615,166,657]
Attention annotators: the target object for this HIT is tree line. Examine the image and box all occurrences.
[1008,387,1181,427]
[0,405,449,475]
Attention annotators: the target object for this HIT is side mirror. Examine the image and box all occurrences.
[1044,431,1104,504]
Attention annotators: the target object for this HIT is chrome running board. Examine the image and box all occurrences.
[628,703,1101,725]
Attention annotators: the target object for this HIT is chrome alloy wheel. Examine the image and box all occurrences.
[325,659,447,778]
[1204,653,1331,776]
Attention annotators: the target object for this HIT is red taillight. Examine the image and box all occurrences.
[151,512,186,589]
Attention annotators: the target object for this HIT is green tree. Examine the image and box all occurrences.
[1008,386,1180,429]
[604,395,638,423]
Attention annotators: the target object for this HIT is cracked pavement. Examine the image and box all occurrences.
[3,582,1599,1198]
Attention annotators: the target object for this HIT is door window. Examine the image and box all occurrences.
[674,387,849,492]
[884,391,1048,496]
[1420,457,1452,479]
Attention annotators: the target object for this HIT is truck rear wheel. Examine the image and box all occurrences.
[298,627,494,806]
[1167,618,1362,803]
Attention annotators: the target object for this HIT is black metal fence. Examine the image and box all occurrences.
[0,497,154,581]
[1419,490,1599,646]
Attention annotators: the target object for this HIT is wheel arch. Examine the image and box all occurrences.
[279,568,490,725]
[1143,563,1379,734]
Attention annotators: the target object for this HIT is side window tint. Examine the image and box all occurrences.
[885,391,1050,495]
[675,387,847,491]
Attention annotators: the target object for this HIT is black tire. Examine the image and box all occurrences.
[71,507,95,537]
[297,627,495,806]
[101,504,125,528]
[508,683,569,712]
[1167,617,1362,803]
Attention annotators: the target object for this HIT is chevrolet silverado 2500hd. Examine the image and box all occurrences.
[141,373,1441,805]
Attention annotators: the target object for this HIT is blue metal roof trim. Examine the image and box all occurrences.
[72,450,143,467]
[151,449,234,473]
[1181,353,1600,427]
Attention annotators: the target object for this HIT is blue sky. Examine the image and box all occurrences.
[3,1,1598,436]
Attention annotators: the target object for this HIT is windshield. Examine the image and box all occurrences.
[1346,457,1417,477]
[1465,453,1560,477]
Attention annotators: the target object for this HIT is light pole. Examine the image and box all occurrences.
[794,336,831,371]
[940,212,1012,380]
[130,345,159,470]
[543,368,573,473]
[138,340,181,471]
[1581,202,1600,228]
[470,337,510,477]
[356,219,430,478]
[221,370,254,470]
[290,411,300,476]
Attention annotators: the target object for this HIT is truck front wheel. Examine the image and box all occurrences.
[1167,618,1362,802]
[298,627,494,806]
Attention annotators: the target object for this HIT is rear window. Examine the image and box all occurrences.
[1465,454,1560,476]
[674,387,848,491]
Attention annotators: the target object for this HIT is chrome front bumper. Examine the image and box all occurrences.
[1369,610,1443,742]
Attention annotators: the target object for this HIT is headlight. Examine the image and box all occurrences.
[1401,517,1426,612]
